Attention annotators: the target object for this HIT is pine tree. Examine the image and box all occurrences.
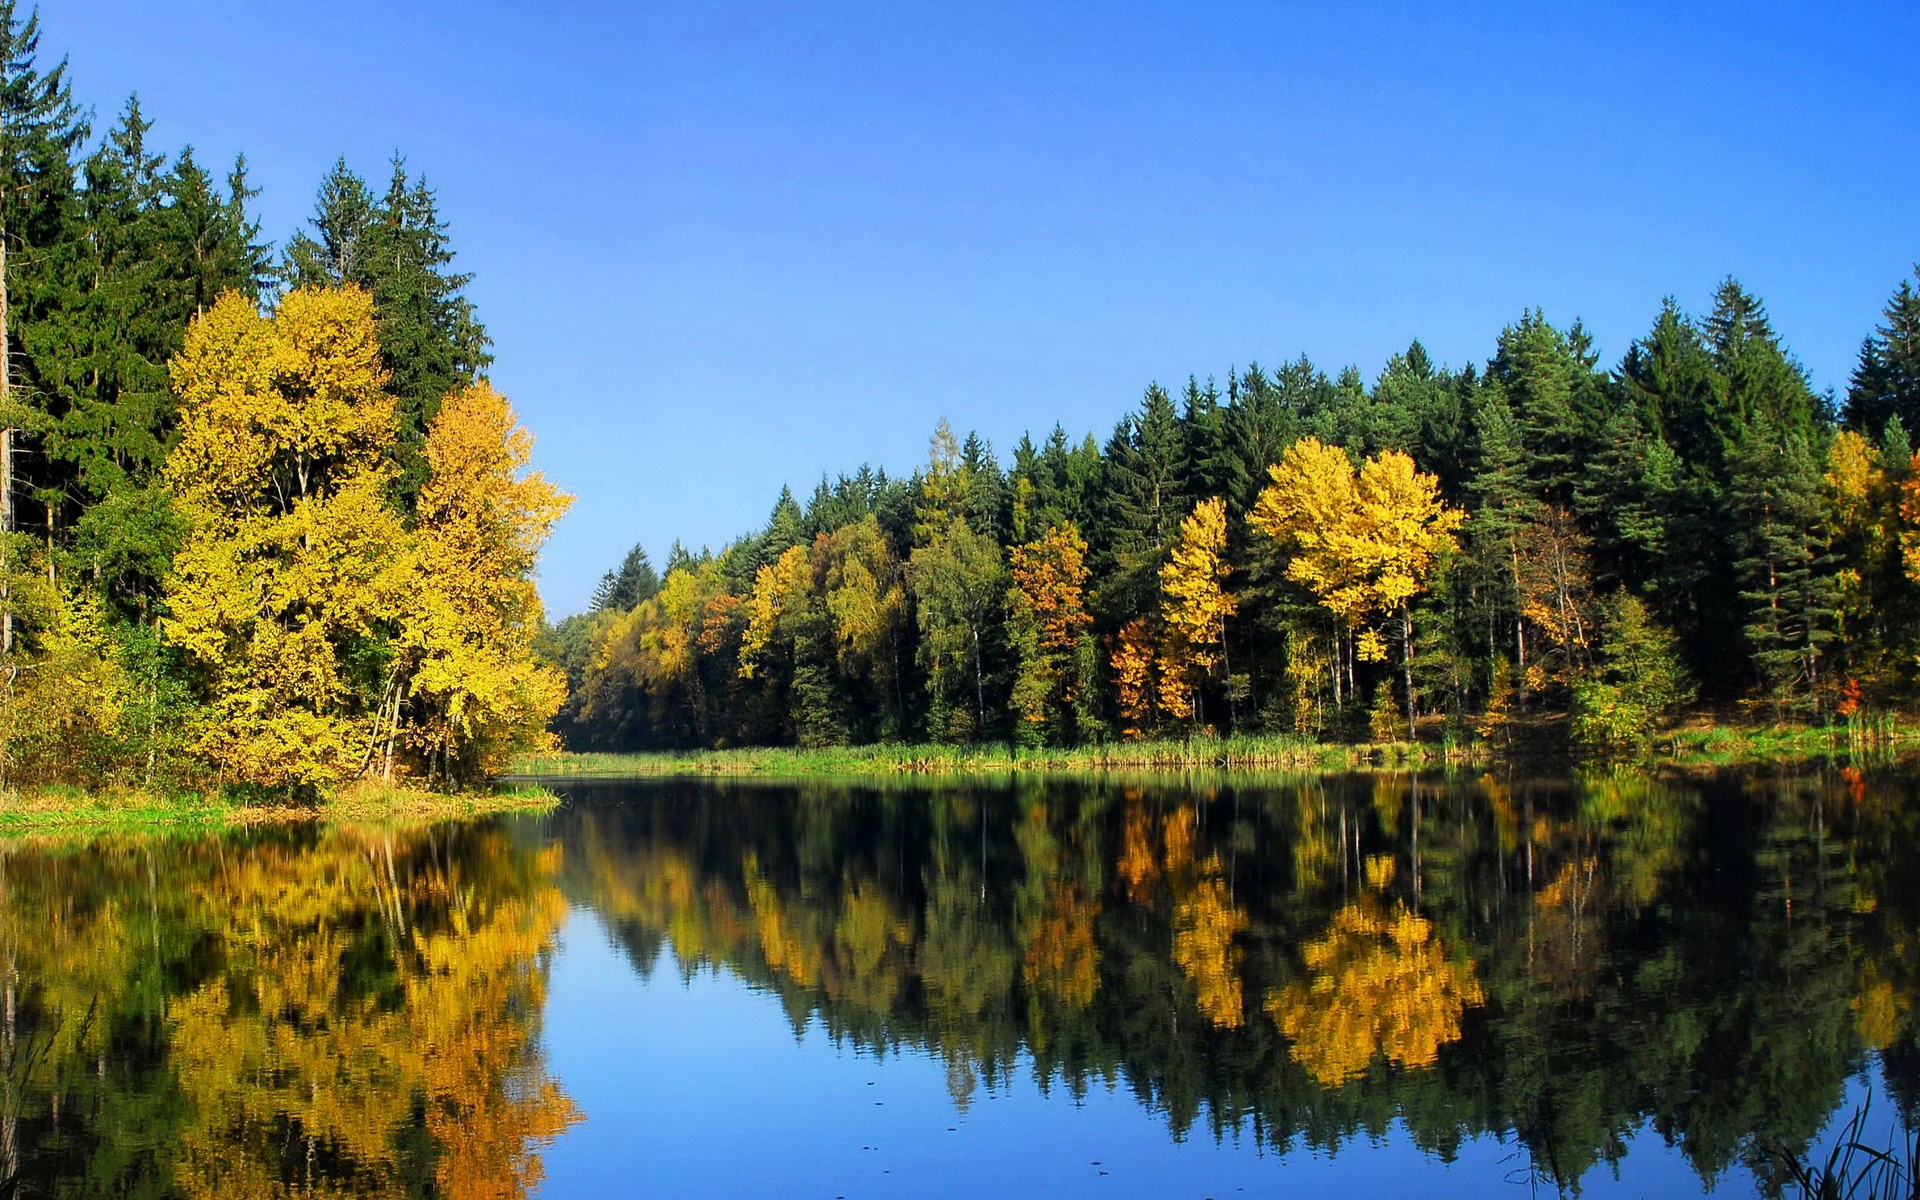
[1094,384,1186,624]
[1486,310,1601,505]
[1847,268,1920,436]
[0,0,85,652]
[282,156,490,503]
[1727,418,1840,713]
[591,544,660,613]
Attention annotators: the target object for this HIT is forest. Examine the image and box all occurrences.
[554,262,1920,757]
[0,4,564,796]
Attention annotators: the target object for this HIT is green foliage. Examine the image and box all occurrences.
[1572,592,1695,755]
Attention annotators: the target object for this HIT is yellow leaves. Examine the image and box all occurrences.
[1173,867,1248,1028]
[161,293,569,788]
[1249,436,1462,638]
[168,287,395,516]
[163,288,408,789]
[1266,892,1484,1086]
[1157,498,1236,721]
[740,544,815,679]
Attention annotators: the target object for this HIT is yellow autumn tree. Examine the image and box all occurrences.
[1249,437,1463,728]
[395,382,572,785]
[1110,616,1159,740]
[162,287,410,790]
[1007,522,1095,744]
[1157,497,1236,729]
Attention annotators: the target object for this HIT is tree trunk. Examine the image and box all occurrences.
[1402,605,1417,736]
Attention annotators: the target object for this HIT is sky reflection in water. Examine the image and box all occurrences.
[2,769,1915,1198]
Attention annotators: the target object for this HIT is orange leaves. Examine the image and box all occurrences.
[1008,523,1095,739]
[1110,616,1158,741]
[1009,524,1094,656]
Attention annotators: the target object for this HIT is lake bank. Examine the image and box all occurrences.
[514,720,1913,780]
[0,778,560,835]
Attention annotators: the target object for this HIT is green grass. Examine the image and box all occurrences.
[0,779,560,835]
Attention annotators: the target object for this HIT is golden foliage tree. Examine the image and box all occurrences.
[1250,437,1463,727]
[1157,497,1236,728]
[1110,616,1159,741]
[162,287,409,789]
[395,382,572,784]
[1264,858,1484,1086]
[1007,522,1095,745]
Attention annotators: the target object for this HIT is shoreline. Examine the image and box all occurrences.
[513,721,1913,781]
[0,780,561,836]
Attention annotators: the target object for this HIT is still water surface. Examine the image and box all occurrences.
[2,770,1916,1197]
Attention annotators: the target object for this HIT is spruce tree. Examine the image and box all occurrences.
[1726,419,1839,712]
[0,0,85,651]
[1847,268,1920,436]
[282,156,490,503]
[1094,384,1186,623]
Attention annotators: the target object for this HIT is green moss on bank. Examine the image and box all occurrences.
[0,779,560,834]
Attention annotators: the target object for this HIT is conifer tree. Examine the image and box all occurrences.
[1095,384,1186,624]
[1847,268,1920,436]
[1727,419,1840,712]
[0,0,85,652]
[282,156,490,502]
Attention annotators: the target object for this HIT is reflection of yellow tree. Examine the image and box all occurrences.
[1164,807,1249,1028]
[166,831,579,1200]
[1117,794,1160,904]
[1023,882,1101,1010]
[0,827,580,1199]
[1267,875,1483,1086]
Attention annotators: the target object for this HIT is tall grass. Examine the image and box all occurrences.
[1775,1098,1918,1200]
[0,779,560,834]
[513,733,1479,779]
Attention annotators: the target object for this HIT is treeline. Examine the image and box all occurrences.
[556,270,1920,754]
[0,4,562,793]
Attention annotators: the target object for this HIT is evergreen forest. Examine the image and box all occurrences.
[0,4,564,795]
[556,264,1920,757]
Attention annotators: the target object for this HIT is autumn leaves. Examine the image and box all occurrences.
[1113,438,1463,740]
[162,287,567,789]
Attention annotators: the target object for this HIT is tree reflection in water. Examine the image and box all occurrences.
[0,823,577,1198]
[3,769,1917,1197]
[557,769,1919,1194]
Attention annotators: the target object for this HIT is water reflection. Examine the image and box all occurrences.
[2,770,1916,1196]
[553,769,1920,1194]
[0,823,577,1198]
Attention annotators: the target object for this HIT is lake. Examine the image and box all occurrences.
[1,769,1915,1197]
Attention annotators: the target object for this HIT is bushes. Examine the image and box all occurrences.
[1571,593,1694,755]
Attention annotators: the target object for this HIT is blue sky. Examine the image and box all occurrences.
[42,1,1920,615]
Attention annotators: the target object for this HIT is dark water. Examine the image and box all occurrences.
[2,770,1916,1198]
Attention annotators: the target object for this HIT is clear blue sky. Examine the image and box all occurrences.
[43,1,1920,615]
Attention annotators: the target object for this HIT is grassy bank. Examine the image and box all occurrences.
[514,719,1918,780]
[0,778,560,835]
[514,734,1473,779]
